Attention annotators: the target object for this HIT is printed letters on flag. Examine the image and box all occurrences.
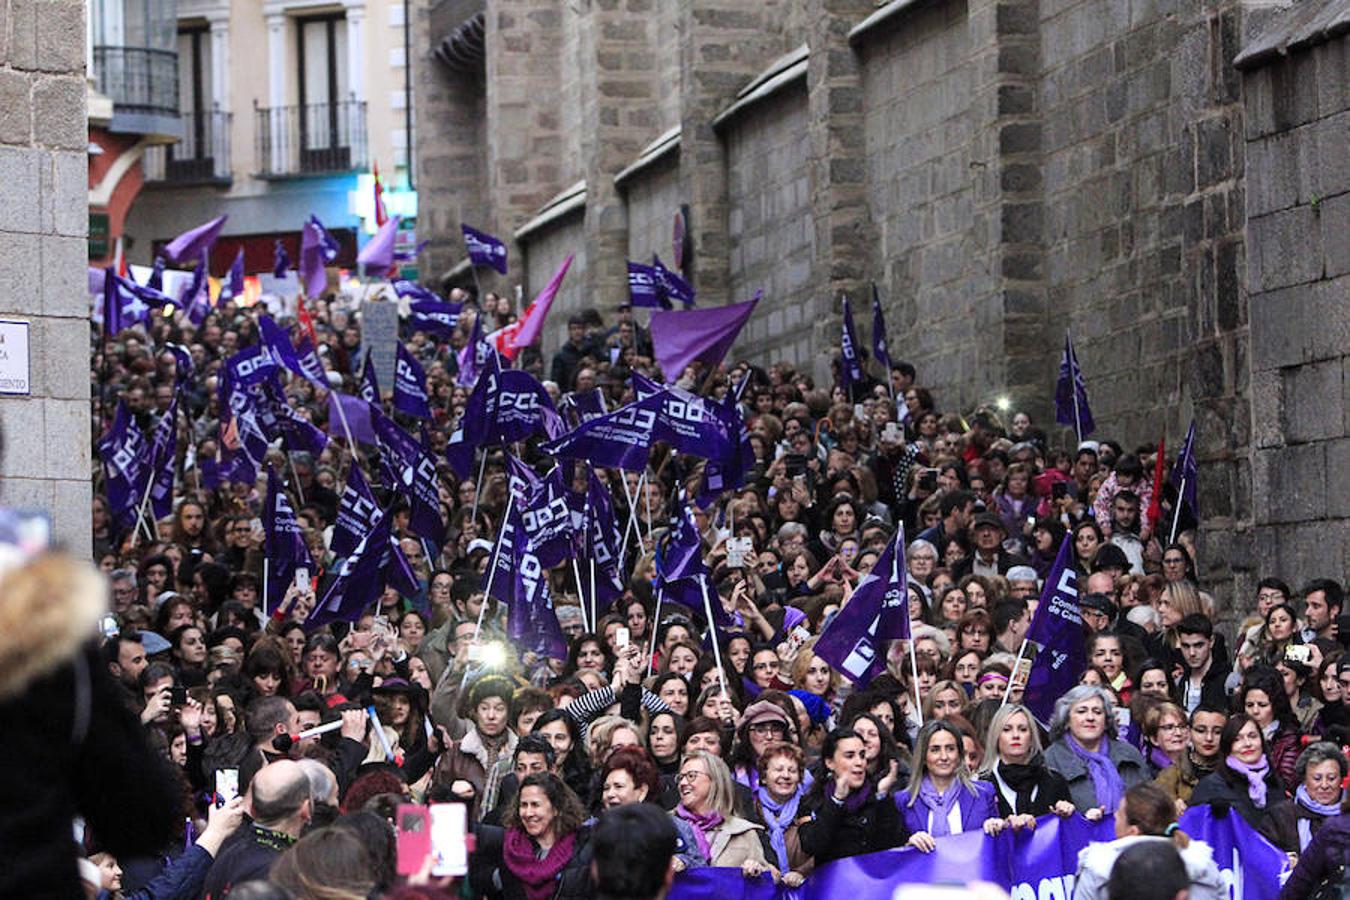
[461,224,509,274]
[813,526,910,686]
[393,344,433,419]
[839,296,865,392]
[444,356,565,477]
[147,392,179,521]
[264,466,316,611]
[1022,536,1085,724]
[330,462,379,558]
[372,408,446,549]
[1054,333,1095,437]
[97,401,151,530]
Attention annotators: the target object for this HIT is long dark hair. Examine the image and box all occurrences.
[563,632,616,677]
[1240,666,1299,733]
[532,708,590,779]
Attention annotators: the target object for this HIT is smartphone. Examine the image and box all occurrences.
[429,803,469,877]
[350,631,372,649]
[99,614,120,641]
[373,614,391,634]
[785,454,807,479]
[215,768,240,809]
[918,469,937,492]
[396,805,432,876]
[783,625,812,657]
[169,686,188,707]
[294,568,310,592]
[615,626,630,649]
[726,536,753,568]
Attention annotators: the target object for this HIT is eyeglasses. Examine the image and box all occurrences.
[675,771,707,783]
[748,722,786,735]
[1157,723,1186,733]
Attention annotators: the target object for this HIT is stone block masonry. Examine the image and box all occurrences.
[0,0,91,555]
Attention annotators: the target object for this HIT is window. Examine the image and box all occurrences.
[297,14,350,169]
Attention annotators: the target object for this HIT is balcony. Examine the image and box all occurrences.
[93,45,182,139]
[143,109,232,185]
[255,101,368,178]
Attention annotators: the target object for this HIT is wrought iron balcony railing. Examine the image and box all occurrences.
[254,100,368,177]
[143,108,232,183]
[93,45,179,119]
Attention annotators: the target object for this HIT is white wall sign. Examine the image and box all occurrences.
[0,320,31,396]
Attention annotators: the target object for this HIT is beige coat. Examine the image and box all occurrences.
[708,816,767,868]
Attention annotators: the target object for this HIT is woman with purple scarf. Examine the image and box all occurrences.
[797,727,906,865]
[1042,685,1148,819]
[900,720,1003,851]
[1190,714,1292,847]
[1267,742,1347,854]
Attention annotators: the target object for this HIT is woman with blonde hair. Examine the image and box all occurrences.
[922,679,970,722]
[672,750,772,877]
[901,720,1003,852]
[977,703,1075,824]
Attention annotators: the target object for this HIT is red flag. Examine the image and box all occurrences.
[1146,433,1166,530]
[485,255,573,361]
[297,301,319,348]
[373,162,388,227]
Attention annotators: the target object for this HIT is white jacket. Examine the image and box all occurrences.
[1073,835,1225,900]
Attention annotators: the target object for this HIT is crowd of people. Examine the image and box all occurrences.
[7,278,1348,900]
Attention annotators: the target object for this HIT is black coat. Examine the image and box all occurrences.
[1189,766,1290,847]
[979,758,1073,818]
[795,787,907,865]
[470,824,593,900]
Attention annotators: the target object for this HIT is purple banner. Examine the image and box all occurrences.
[1055,332,1095,437]
[814,525,909,685]
[331,462,379,559]
[1022,536,1085,724]
[444,357,564,477]
[668,808,1285,900]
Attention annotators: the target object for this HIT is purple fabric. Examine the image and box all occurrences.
[372,408,446,549]
[299,214,339,298]
[407,298,462,337]
[225,247,245,300]
[674,805,724,861]
[273,240,290,278]
[393,343,432,418]
[461,224,508,274]
[358,216,400,276]
[263,465,315,610]
[1226,753,1271,808]
[814,524,910,685]
[1065,735,1125,813]
[327,392,377,446]
[839,296,864,390]
[1171,419,1199,515]
[650,293,760,382]
[359,348,381,404]
[871,283,892,374]
[146,393,178,520]
[163,215,226,262]
[307,507,395,627]
[627,260,667,309]
[917,777,963,837]
[97,401,150,529]
[652,254,695,308]
[1054,332,1095,436]
[1022,536,1086,724]
[512,255,573,351]
[444,355,564,478]
[330,459,379,557]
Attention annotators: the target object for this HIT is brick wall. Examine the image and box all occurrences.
[1240,12,1350,591]
[0,0,91,553]
[724,85,817,369]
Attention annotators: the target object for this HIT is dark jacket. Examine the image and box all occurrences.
[1281,812,1350,900]
[951,549,1031,580]
[1267,796,1336,855]
[979,757,1074,817]
[0,558,180,898]
[1042,737,1149,812]
[1189,766,1290,846]
[112,843,215,900]
[796,786,907,865]
[201,823,298,899]
[1170,661,1228,712]
[471,824,593,900]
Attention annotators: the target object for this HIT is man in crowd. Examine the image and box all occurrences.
[202,760,312,896]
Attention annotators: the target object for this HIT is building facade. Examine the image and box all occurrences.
[412,0,1349,618]
[104,0,418,273]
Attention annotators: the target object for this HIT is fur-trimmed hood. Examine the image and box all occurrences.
[0,554,107,699]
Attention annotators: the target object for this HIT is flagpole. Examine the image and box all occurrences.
[262,559,270,620]
[618,473,644,571]
[648,586,663,678]
[1168,475,1188,545]
[470,450,487,526]
[570,556,590,633]
[331,392,357,461]
[288,455,306,507]
[473,490,514,644]
[642,473,654,548]
[132,474,157,546]
[1001,638,1030,707]
[697,576,730,699]
[908,638,924,727]
[1068,332,1083,447]
[470,264,484,304]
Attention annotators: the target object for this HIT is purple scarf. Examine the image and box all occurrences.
[1065,735,1125,813]
[502,828,577,900]
[674,804,724,861]
[1148,745,1175,773]
[823,777,876,813]
[917,776,962,837]
[1227,754,1270,809]
[756,785,802,872]
[1295,785,1342,850]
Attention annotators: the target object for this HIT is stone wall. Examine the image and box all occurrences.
[724,85,817,368]
[0,0,91,554]
[624,156,681,263]
[523,213,587,365]
[1239,6,1350,591]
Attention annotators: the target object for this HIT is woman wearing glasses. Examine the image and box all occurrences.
[673,751,773,877]
[1141,701,1190,778]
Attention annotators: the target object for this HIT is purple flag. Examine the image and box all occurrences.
[372,408,446,549]
[651,254,695,308]
[871,283,892,375]
[695,375,753,507]
[165,342,194,386]
[561,388,608,426]
[1171,419,1199,517]
[626,261,667,309]
[455,310,488,387]
[146,255,166,291]
[258,380,329,457]
[1054,332,1095,437]
[839,296,865,392]
[576,472,625,606]
[264,465,315,611]
[650,293,759,382]
[538,394,659,473]
[661,501,707,583]
[327,391,377,446]
[392,279,440,303]
[307,507,395,628]
[358,216,400,277]
[393,343,432,419]
[163,214,227,263]
[510,459,575,569]
[444,356,565,477]
[482,507,568,660]
[102,268,176,335]
[225,247,245,301]
[179,253,210,326]
[814,525,910,686]
[330,462,379,558]
[631,373,736,462]
[359,348,381,404]
[96,400,150,530]
[273,240,290,278]
[299,214,339,299]
[1022,536,1085,724]
[461,224,508,275]
[408,299,462,338]
[147,392,178,521]
[259,315,324,387]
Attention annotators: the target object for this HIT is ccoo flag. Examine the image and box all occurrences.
[393,343,432,419]
[444,355,564,478]
[839,296,865,393]
[96,400,151,530]
[652,255,695,308]
[330,461,379,558]
[372,408,446,549]
[461,224,509,275]
[264,465,316,612]
[626,261,666,309]
[814,524,911,686]
[1021,536,1085,724]
[1170,419,1199,518]
[1054,332,1095,438]
[871,283,892,375]
[146,392,179,521]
